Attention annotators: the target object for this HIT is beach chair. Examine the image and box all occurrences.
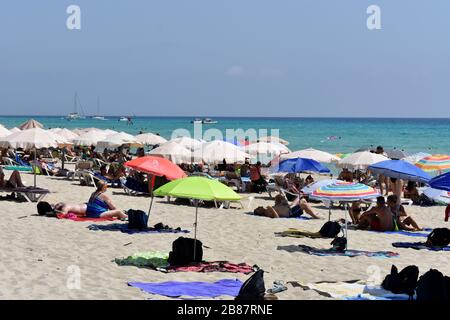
[93,158,109,169]
[0,186,50,203]
[120,177,151,196]
[2,157,19,166]
[63,154,80,164]
[77,170,98,188]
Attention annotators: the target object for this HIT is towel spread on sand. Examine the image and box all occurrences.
[392,242,450,251]
[115,251,255,274]
[368,227,432,238]
[88,223,189,234]
[275,228,321,239]
[298,280,409,300]
[128,279,243,298]
[114,251,169,268]
[278,244,399,258]
[57,213,116,222]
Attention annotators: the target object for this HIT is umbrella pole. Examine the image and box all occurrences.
[62,147,66,170]
[328,206,331,222]
[344,203,348,250]
[193,201,199,261]
[34,148,37,188]
[147,195,154,227]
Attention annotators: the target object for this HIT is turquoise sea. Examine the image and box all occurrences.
[1,116,449,155]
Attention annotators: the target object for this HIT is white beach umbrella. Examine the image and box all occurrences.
[9,127,21,133]
[0,125,12,137]
[149,141,200,164]
[96,132,141,149]
[256,136,289,146]
[280,148,340,163]
[135,133,167,145]
[195,140,252,164]
[170,136,203,151]
[102,129,119,136]
[336,151,389,170]
[244,142,290,156]
[0,128,70,149]
[49,128,79,140]
[71,130,108,146]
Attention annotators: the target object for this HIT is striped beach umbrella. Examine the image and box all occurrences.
[415,154,450,174]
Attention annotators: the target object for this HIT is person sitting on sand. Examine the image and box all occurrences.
[349,201,363,224]
[305,175,314,186]
[85,180,128,219]
[357,196,394,231]
[0,167,25,189]
[404,181,420,204]
[386,195,422,231]
[254,194,320,219]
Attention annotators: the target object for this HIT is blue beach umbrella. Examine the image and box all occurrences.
[277,158,330,174]
[368,160,431,184]
[429,172,450,192]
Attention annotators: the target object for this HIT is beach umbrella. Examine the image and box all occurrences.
[429,172,450,192]
[49,128,79,140]
[0,125,12,137]
[256,136,289,146]
[403,152,431,164]
[280,148,340,163]
[0,128,71,186]
[71,131,108,146]
[301,179,343,195]
[124,156,186,181]
[195,140,252,164]
[277,158,330,174]
[149,141,201,164]
[336,151,389,170]
[18,119,44,130]
[170,137,203,151]
[423,187,450,204]
[385,149,410,160]
[415,154,450,174]
[368,160,431,184]
[310,181,380,249]
[153,176,241,259]
[335,153,351,159]
[9,127,21,133]
[245,142,290,156]
[102,129,118,135]
[97,132,141,149]
[135,133,167,145]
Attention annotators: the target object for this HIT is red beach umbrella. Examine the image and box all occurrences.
[124,156,186,181]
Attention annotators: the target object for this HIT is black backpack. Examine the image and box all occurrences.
[319,221,341,238]
[416,269,449,301]
[168,237,203,266]
[127,209,149,230]
[37,202,53,216]
[235,269,265,300]
[381,265,419,299]
[427,228,450,247]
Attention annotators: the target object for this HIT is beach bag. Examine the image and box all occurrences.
[235,269,265,300]
[416,269,449,302]
[168,237,203,266]
[381,265,419,299]
[426,228,450,247]
[127,209,148,230]
[330,236,347,252]
[37,202,53,216]
[319,221,341,238]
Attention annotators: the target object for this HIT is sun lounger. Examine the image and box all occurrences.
[0,186,50,202]
[2,157,19,166]
[121,177,150,196]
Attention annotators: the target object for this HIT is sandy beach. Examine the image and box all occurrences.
[1,167,449,300]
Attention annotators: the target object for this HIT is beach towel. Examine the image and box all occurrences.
[275,228,320,239]
[114,251,169,269]
[368,227,432,238]
[298,280,409,300]
[88,223,189,234]
[128,279,243,298]
[166,261,256,274]
[56,213,116,222]
[278,244,399,258]
[392,242,450,251]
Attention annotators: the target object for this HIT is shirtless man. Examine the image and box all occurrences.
[386,195,422,231]
[357,196,394,231]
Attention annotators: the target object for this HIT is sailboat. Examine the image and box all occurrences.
[92,97,107,120]
[66,92,86,120]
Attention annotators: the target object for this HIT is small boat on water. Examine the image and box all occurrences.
[190,118,218,124]
[119,117,129,122]
[66,92,86,120]
[91,97,107,120]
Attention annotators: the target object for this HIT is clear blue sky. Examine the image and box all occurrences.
[0,0,449,117]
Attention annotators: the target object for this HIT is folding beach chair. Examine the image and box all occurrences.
[0,187,50,203]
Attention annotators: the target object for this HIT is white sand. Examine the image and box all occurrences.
[1,169,450,300]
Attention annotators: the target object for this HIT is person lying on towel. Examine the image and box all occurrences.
[253,194,320,219]
[0,167,25,189]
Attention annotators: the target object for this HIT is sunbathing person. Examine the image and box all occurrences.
[357,196,394,231]
[338,168,353,182]
[349,201,363,224]
[0,167,25,189]
[386,195,422,231]
[254,194,320,219]
[86,180,128,219]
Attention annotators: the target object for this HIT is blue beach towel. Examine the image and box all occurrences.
[88,223,189,234]
[278,244,399,258]
[128,279,243,298]
[370,230,431,238]
[392,242,450,251]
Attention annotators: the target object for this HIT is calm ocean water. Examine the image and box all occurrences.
[1,116,449,155]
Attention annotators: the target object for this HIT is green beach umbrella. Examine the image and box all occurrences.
[154,176,241,259]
